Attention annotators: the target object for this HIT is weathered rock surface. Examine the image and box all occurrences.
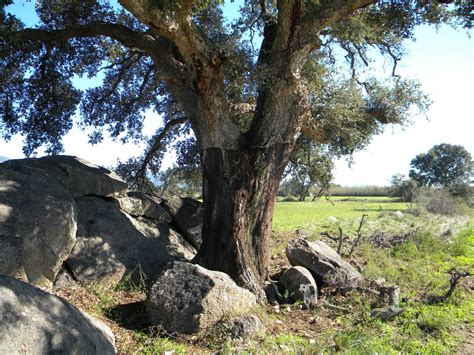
[147,261,257,334]
[0,275,116,354]
[114,191,172,223]
[279,266,318,308]
[286,238,364,288]
[231,315,266,341]
[68,197,196,288]
[1,155,127,197]
[0,166,77,288]
[162,194,203,249]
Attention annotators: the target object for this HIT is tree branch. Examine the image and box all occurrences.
[10,22,182,83]
[303,0,377,34]
[11,22,156,54]
[136,117,188,186]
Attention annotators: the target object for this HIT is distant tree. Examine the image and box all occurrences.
[149,166,200,196]
[409,144,473,188]
[389,173,417,202]
[285,138,333,201]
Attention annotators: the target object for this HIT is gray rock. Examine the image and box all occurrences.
[286,238,364,288]
[68,196,196,288]
[0,166,77,288]
[1,155,127,197]
[279,266,318,308]
[0,275,116,354]
[232,315,266,340]
[53,267,78,291]
[296,229,312,238]
[114,191,172,223]
[370,305,404,320]
[146,261,257,334]
[161,194,203,249]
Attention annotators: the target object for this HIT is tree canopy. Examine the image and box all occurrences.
[4,0,468,171]
[409,143,473,188]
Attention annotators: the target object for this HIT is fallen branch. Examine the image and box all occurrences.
[426,268,471,304]
[319,300,351,312]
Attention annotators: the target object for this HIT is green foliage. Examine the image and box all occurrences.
[329,225,474,353]
[258,333,321,353]
[409,143,473,188]
[389,174,418,202]
[1,0,464,175]
[86,284,118,316]
[148,0,224,13]
[114,264,148,293]
[283,138,334,201]
[131,331,188,354]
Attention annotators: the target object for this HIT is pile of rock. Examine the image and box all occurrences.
[0,155,205,290]
[267,237,365,309]
[0,155,260,352]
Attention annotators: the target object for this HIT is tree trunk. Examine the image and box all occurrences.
[197,143,292,298]
[299,183,310,201]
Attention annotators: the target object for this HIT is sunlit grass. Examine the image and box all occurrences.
[272,196,409,233]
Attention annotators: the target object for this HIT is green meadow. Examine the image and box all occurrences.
[273,196,408,233]
[264,197,474,353]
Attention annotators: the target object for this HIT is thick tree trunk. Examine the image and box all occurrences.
[197,143,292,298]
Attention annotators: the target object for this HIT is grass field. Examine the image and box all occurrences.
[273,196,409,233]
[267,197,474,353]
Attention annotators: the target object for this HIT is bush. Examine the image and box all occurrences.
[449,183,473,206]
[329,185,390,197]
[389,175,418,202]
[414,188,462,215]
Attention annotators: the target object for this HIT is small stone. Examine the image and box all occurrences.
[279,266,318,308]
[296,229,312,238]
[275,320,284,325]
[374,278,386,287]
[286,306,291,313]
[370,305,404,320]
[232,315,266,341]
[309,317,315,324]
[391,211,404,219]
[309,339,317,345]
[279,345,290,351]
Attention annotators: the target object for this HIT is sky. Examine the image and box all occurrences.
[2,1,473,186]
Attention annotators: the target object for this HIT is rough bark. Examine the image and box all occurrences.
[198,143,292,297]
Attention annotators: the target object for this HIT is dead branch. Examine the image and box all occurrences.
[426,268,471,305]
[349,214,368,257]
[320,226,344,255]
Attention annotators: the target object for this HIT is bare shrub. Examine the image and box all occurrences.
[414,188,462,215]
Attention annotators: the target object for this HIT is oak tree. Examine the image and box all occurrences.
[1,0,471,296]
[409,143,473,188]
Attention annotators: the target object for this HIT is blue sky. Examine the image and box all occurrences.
[2,1,473,186]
